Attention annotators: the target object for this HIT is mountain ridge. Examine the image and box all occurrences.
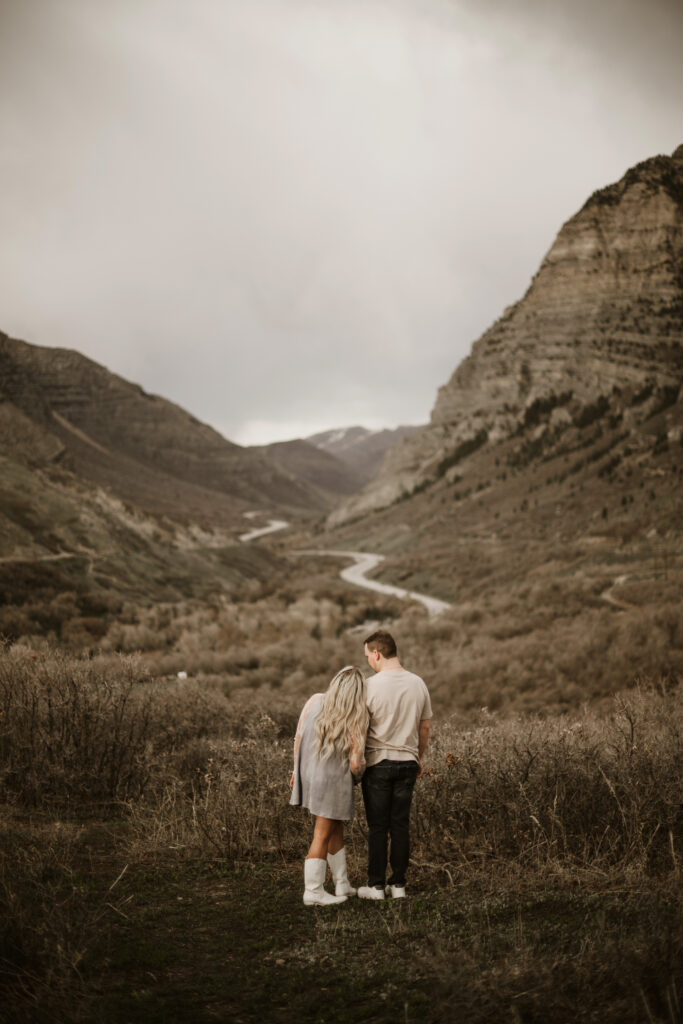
[0,332,328,526]
[330,145,683,526]
[0,331,322,601]
[307,424,422,483]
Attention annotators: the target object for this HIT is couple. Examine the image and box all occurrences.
[289,630,432,906]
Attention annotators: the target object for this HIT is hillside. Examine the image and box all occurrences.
[312,145,683,704]
[330,145,683,525]
[0,333,328,526]
[0,332,324,603]
[306,424,422,483]
[252,438,365,497]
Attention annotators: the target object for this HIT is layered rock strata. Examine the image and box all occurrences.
[330,145,683,525]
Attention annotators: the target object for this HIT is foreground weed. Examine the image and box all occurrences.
[0,816,131,1024]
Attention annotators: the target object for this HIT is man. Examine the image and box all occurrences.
[358,629,432,900]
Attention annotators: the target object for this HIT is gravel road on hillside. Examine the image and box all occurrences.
[300,549,451,617]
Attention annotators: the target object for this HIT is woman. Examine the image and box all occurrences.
[289,665,369,906]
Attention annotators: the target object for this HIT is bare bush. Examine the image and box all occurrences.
[129,711,303,861]
[413,683,683,875]
[396,596,682,714]
[0,648,153,807]
[124,675,682,886]
[145,678,233,753]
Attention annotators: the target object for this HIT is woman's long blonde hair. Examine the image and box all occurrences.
[315,665,369,763]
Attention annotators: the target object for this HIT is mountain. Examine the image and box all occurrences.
[252,439,365,497]
[330,145,683,526]
[251,426,425,505]
[306,425,423,483]
[0,332,323,601]
[0,332,327,525]
[316,145,682,704]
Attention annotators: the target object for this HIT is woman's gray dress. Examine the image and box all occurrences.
[289,694,355,821]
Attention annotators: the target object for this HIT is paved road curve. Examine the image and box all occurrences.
[300,549,451,617]
[239,518,289,542]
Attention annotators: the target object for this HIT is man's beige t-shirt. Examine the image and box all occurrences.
[365,668,433,767]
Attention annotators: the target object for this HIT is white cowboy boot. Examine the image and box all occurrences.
[327,848,357,896]
[303,858,347,907]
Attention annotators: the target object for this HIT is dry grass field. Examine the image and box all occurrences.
[1,639,681,1024]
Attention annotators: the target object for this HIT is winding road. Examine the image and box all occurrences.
[239,519,289,542]
[238,515,450,615]
[299,549,451,617]
[239,511,290,542]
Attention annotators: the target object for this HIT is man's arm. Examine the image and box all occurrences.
[417,719,430,779]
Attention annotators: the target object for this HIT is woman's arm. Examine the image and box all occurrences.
[290,694,320,788]
[348,734,366,779]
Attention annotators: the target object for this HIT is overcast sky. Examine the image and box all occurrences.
[1,0,682,445]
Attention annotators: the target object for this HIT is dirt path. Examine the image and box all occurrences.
[46,853,669,1024]
[600,574,632,610]
[300,549,451,616]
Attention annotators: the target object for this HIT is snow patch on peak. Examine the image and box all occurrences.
[326,428,352,446]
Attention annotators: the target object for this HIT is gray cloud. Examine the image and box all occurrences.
[1,0,681,444]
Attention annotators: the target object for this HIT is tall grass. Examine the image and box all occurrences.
[1,647,681,1022]
[121,673,682,881]
[0,648,153,807]
[0,646,250,811]
[2,647,680,876]
[0,814,130,1024]
[415,686,682,876]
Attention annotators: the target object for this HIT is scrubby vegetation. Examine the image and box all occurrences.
[1,645,680,1023]
[1,405,680,1020]
[2,553,680,720]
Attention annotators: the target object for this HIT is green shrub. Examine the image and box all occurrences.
[436,430,488,477]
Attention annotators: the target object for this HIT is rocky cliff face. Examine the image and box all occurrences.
[330,145,683,525]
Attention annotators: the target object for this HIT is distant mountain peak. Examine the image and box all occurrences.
[306,424,423,484]
[308,425,375,449]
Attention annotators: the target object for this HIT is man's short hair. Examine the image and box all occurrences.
[364,630,397,659]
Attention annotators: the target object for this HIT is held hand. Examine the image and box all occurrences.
[416,759,423,779]
[289,772,294,789]
[349,753,365,784]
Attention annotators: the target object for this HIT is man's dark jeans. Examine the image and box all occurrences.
[361,759,419,888]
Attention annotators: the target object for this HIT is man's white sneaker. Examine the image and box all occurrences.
[357,885,385,900]
[385,885,406,899]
